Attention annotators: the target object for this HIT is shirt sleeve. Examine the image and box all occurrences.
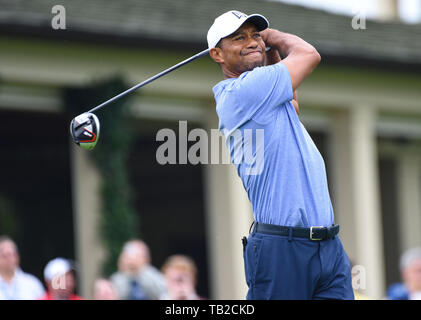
[33,277,46,299]
[234,62,293,124]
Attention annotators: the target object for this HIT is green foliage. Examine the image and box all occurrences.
[64,76,139,276]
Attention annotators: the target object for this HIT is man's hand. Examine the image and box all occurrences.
[259,28,274,46]
[260,28,321,91]
[261,29,281,66]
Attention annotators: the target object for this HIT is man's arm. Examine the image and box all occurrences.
[291,90,299,115]
[265,48,299,115]
[266,43,300,114]
[261,29,321,91]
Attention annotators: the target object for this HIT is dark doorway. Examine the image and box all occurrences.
[378,153,402,287]
[0,109,75,287]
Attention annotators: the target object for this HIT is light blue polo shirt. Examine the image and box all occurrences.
[213,62,334,227]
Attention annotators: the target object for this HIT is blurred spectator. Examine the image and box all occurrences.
[160,254,205,300]
[387,247,421,300]
[39,257,83,300]
[93,278,118,300]
[0,235,45,300]
[386,282,408,300]
[110,239,167,300]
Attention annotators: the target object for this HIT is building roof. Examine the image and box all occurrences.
[1,0,421,65]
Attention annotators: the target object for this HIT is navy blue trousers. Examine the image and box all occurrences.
[243,231,354,300]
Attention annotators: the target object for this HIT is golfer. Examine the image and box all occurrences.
[208,10,354,300]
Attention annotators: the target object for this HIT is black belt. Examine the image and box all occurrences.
[253,222,339,241]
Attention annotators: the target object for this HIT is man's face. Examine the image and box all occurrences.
[118,242,149,275]
[403,259,421,292]
[0,240,19,272]
[47,271,75,299]
[211,22,266,77]
[165,268,196,300]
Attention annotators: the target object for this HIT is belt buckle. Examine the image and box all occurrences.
[310,226,324,241]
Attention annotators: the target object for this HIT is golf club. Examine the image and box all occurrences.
[70,48,210,150]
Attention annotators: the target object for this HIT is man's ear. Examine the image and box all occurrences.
[209,47,224,64]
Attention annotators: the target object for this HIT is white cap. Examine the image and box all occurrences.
[44,258,73,281]
[207,10,269,49]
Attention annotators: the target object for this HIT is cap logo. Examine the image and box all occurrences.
[231,11,247,19]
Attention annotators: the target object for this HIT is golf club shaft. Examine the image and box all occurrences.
[88,48,210,113]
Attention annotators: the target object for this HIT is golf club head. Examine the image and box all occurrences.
[70,112,100,150]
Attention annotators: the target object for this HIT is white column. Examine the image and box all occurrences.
[330,105,385,299]
[70,144,106,299]
[330,110,357,260]
[226,164,254,298]
[397,151,421,252]
[203,109,253,299]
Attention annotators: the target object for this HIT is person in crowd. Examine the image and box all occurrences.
[39,257,83,300]
[387,247,421,300]
[160,254,204,300]
[0,235,45,300]
[93,278,119,300]
[110,239,167,300]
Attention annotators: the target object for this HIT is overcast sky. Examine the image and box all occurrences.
[276,0,421,23]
